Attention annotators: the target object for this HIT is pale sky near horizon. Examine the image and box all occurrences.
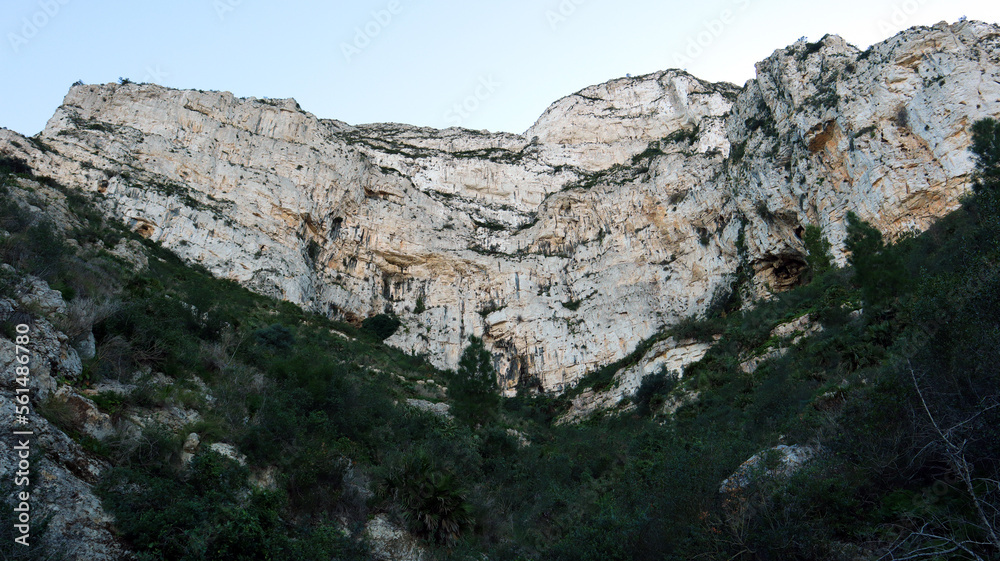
[2,0,999,137]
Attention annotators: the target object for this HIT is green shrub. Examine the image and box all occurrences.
[561,299,582,311]
[386,451,473,544]
[0,155,32,176]
[845,212,907,305]
[100,449,368,560]
[253,323,294,350]
[672,315,722,342]
[971,118,1000,189]
[632,370,678,416]
[362,313,401,340]
[91,391,127,416]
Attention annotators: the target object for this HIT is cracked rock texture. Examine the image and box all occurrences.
[2,21,999,392]
[559,336,714,424]
[1,293,126,560]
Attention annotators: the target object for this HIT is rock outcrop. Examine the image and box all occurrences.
[0,291,126,560]
[559,336,714,424]
[719,444,821,494]
[1,20,998,392]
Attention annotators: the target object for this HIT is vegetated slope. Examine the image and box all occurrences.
[0,156,448,559]
[1,21,998,393]
[1,117,1000,560]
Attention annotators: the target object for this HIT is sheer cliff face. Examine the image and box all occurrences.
[2,20,998,392]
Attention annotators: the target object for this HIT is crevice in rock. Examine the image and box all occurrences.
[753,253,808,292]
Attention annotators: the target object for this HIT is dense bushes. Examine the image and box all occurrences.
[362,312,401,340]
[845,211,909,306]
[631,369,677,416]
[0,155,32,176]
[99,451,368,561]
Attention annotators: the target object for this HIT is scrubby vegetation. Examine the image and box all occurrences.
[1,119,999,560]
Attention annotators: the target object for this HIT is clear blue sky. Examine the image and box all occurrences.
[2,0,998,136]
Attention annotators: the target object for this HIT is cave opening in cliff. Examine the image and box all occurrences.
[754,253,809,292]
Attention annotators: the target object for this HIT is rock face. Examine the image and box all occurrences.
[720,444,821,494]
[0,295,126,560]
[364,514,428,561]
[559,336,714,424]
[2,20,999,392]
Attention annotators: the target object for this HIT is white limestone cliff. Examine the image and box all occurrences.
[1,20,998,393]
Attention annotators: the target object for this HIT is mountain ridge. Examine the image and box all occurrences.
[1,19,998,392]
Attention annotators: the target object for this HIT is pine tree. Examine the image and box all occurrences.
[845,212,906,306]
[802,224,833,279]
[971,118,1000,191]
[450,336,500,425]
[970,118,1000,243]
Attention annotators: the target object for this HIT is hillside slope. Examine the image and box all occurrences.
[2,115,999,560]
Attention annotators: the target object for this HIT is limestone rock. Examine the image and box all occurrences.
[405,398,452,418]
[19,276,67,315]
[0,303,80,400]
[1,20,997,393]
[52,386,115,440]
[720,444,820,494]
[0,393,127,560]
[250,465,280,491]
[659,388,700,418]
[507,428,530,447]
[109,238,149,271]
[739,314,823,374]
[209,442,247,466]
[73,331,97,361]
[770,314,822,340]
[181,432,201,465]
[364,514,427,561]
[559,337,713,424]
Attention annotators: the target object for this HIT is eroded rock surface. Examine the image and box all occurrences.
[1,21,998,392]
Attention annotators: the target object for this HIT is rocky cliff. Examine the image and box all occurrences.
[1,20,998,392]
